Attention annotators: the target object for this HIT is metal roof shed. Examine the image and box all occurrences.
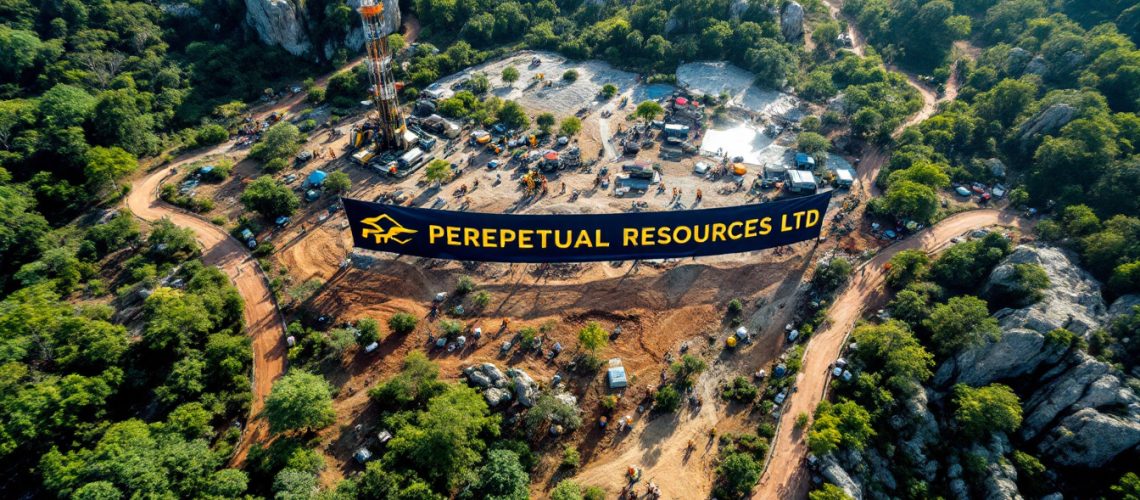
[607,366,628,389]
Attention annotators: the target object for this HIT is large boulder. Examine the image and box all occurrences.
[244,0,311,57]
[987,246,1107,336]
[934,328,1069,387]
[484,387,512,407]
[972,434,1021,500]
[819,455,863,500]
[245,0,400,58]
[509,368,539,407]
[1017,104,1078,148]
[781,2,805,41]
[1037,407,1140,467]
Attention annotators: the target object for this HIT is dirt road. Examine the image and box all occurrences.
[755,209,1029,499]
[126,159,287,466]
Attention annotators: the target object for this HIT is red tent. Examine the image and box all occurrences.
[543,151,559,161]
[675,97,689,106]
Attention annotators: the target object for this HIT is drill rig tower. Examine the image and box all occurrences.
[357,0,407,151]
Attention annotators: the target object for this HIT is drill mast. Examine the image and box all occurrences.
[357,0,406,151]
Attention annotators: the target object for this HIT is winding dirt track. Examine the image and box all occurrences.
[126,160,287,466]
[755,210,1029,499]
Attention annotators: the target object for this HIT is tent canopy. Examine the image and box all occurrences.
[308,170,328,186]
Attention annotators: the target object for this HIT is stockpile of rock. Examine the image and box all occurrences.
[462,363,542,408]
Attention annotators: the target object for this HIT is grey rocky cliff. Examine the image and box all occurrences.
[244,0,400,58]
[937,245,1140,469]
[1017,103,1078,148]
[245,0,311,57]
[781,2,805,41]
[988,245,1107,336]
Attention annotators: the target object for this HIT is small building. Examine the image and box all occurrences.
[786,170,819,193]
[607,366,628,389]
[307,170,328,187]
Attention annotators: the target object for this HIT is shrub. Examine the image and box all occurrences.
[195,124,229,147]
[456,275,476,294]
[795,412,810,428]
[264,158,288,173]
[388,312,418,334]
[357,318,380,345]
[561,445,581,469]
[727,298,743,315]
[562,69,579,82]
[439,319,464,337]
[471,290,491,309]
[715,452,762,498]
[722,376,759,403]
[655,385,681,412]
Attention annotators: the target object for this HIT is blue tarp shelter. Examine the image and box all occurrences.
[308,170,328,186]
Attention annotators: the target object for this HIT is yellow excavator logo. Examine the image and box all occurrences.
[360,214,417,245]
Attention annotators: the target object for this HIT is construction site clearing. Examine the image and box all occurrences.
[164,49,963,496]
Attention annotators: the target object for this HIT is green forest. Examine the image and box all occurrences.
[2,0,1140,498]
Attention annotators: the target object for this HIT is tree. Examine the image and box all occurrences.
[388,312,418,335]
[577,321,607,352]
[851,320,934,393]
[263,371,335,434]
[357,318,380,346]
[808,400,874,455]
[925,295,1000,356]
[525,393,582,433]
[813,257,853,293]
[877,180,939,224]
[550,480,583,500]
[536,112,556,134]
[250,122,302,165]
[39,84,96,128]
[471,449,528,500]
[655,385,681,412]
[241,176,299,220]
[424,159,452,186]
[497,101,529,129]
[84,146,137,194]
[885,250,931,289]
[383,384,500,490]
[273,468,317,500]
[813,22,842,53]
[810,483,854,500]
[953,383,1022,439]
[1111,472,1140,499]
[194,124,228,147]
[559,116,582,136]
[501,66,520,87]
[635,100,664,123]
[368,352,447,411]
[984,263,1050,306]
[798,132,831,157]
[716,453,762,498]
[324,171,351,194]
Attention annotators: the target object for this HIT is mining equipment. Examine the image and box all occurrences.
[353,0,419,174]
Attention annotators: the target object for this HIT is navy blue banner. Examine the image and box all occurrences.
[342,192,831,263]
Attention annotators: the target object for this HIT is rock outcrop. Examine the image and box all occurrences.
[819,455,863,500]
[936,245,1140,469]
[509,367,539,407]
[244,0,400,58]
[463,363,513,407]
[781,2,805,41]
[245,0,311,57]
[988,246,1107,336]
[1017,103,1078,148]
